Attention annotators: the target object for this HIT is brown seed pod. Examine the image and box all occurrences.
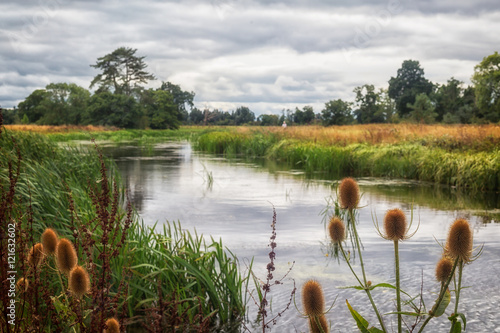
[435,257,454,283]
[16,277,29,293]
[41,228,58,255]
[309,314,329,333]
[28,243,44,268]
[383,208,407,241]
[56,238,77,274]
[302,280,325,317]
[69,265,90,298]
[339,177,359,211]
[446,218,472,262]
[104,318,120,333]
[328,216,346,244]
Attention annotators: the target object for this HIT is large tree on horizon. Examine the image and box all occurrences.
[90,47,155,96]
[471,51,500,122]
[388,59,434,118]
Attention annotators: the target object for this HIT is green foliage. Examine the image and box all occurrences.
[140,89,180,129]
[407,93,437,124]
[354,84,385,124]
[388,60,434,118]
[233,106,256,125]
[84,91,141,128]
[321,99,354,126]
[471,51,500,122]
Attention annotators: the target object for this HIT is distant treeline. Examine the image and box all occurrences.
[2,48,499,128]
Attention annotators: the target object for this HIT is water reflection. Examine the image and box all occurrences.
[99,140,500,332]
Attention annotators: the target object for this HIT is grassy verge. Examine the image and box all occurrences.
[0,127,248,331]
[195,127,500,192]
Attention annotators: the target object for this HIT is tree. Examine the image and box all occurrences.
[158,81,195,122]
[189,108,204,125]
[233,106,255,125]
[293,106,315,124]
[257,114,280,126]
[353,84,385,123]
[388,60,434,117]
[434,78,464,122]
[471,51,500,122]
[140,89,180,129]
[407,93,437,124]
[84,92,140,128]
[321,99,354,126]
[90,47,155,96]
[18,89,50,123]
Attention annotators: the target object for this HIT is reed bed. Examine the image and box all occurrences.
[195,126,500,192]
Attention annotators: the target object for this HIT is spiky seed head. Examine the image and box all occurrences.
[339,177,359,211]
[69,266,90,298]
[309,315,329,333]
[16,277,29,293]
[302,280,325,317]
[446,218,472,262]
[28,243,44,268]
[383,208,407,241]
[435,257,454,283]
[56,238,77,274]
[328,217,345,244]
[41,228,58,255]
[104,318,120,333]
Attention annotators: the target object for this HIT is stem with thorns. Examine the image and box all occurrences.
[349,209,387,332]
[449,260,464,332]
[394,240,402,333]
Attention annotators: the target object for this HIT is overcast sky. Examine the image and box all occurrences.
[1,0,499,115]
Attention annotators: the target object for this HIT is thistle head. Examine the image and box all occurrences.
[104,318,120,333]
[328,216,345,244]
[339,177,359,211]
[435,256,454,283]
[41,228,58,255]
[309,314,329,333]
[16,277,29,293]
[28,243,44,268]
[446,218,472,263]
[69,265,90,298]
[56,238,78,274]
[302,280,325,317]
[383,208,407,241]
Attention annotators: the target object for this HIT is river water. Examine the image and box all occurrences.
[101,140,500,332]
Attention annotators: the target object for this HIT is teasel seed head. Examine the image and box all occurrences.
[446,218,472,263]
[104,318,120,333]
[435,257,454,283]
[56,238,78,274]
[69,265,90,298]
[302,280,325,317]
[383,208,407,241]
[28,243,44,268]
[339,177,359,211]
[309,314,329,333]
[16,277,29,293]
[41,228,58,255]
[328,216,346,244]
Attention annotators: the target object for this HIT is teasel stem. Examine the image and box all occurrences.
[449,260,464,333]
[418,257,459,333]
[349,209,387,333]
[394,240,402,333]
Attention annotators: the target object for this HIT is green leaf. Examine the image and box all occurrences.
[345,300,384,333]
[431,288,451,317]
[338,285,365,290]
[451,321,462,333]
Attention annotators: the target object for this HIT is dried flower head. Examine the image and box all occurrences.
[16,277,29,293]
[446,218,472,262]
[69,265,90,298]
[41,228,58,255]
[302,280,325,317]
[435,257,454,283]
[309,314,329,333]
[339,177,359,211]
[28,243,44,268]
[328,216,346,244]
[104,318,120,333]
[56,238,77,274]
[383,208,407,241]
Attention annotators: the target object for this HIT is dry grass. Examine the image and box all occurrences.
[238,124,500,148]
[5,124,117,133]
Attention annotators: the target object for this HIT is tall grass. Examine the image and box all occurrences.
[0,127,248,331]
[195,127,500,192]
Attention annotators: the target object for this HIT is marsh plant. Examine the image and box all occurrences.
[302,177,481,333]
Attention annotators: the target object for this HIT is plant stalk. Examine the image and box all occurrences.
[449,260,464,332]
[394,240,402,333]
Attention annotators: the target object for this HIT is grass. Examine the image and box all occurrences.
[194,125,500,192]
[0,127,248,331]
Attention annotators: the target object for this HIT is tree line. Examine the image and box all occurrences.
[2,48,499,127]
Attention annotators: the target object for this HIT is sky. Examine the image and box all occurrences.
[1,0,499,116]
